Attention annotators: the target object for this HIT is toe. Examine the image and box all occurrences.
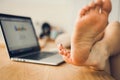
[89,1,96,9]
[59,49,64,55]
[64,49,70,56]
[84,6,90,11]
[58,44,69,56]
[57,44,64,50]
[88,1,97,13]
[58,44,64,55]
[80,7,87,16]
[102,0,112,15]
[95,0,102,13]
[83,6,90,15]
[63,49,67,56]
[59,49,70,57]
[80,9,85,17]
[95,0,103,6]
[83,6,90,13]
[63,55,72,64]
[95,6,101,13]
[80,6,90,17]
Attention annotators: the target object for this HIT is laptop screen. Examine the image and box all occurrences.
[0,14,40,57]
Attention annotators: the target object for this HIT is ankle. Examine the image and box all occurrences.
[97,41,110,57]
[86,41,110,70]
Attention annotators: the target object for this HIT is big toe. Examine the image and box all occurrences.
[102,0,112,14]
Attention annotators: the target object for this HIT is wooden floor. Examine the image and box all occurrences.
[0,42,115,80]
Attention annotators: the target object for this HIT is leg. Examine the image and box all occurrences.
[110,53,120,80]
[103,22,120,78]
[103,22,120,56]
[85,21,120,72]
[58,0,112,66]
[106,22,120,80]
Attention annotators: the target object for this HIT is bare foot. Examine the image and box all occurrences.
[58,0,111,66]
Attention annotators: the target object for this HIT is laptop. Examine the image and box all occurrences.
[0,13,64,65]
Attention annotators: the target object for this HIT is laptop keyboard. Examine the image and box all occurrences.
[19,51,57,60]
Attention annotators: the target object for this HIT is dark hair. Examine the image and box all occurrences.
[39,22,51,38]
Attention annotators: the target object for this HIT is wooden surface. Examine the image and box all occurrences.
[0,41,115,80]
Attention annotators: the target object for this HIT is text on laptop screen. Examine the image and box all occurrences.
[1,17,38,51]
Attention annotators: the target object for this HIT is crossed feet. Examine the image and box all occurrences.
[58,0,112,66]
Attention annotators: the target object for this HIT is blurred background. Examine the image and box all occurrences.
[0,0,120,41]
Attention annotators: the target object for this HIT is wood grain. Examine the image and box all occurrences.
[0,42,115,80]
